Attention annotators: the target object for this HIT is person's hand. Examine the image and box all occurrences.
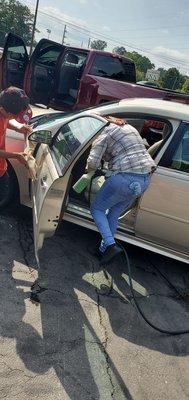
[18,124,33,134]
[14,152,28,167]
[106,116,126,126]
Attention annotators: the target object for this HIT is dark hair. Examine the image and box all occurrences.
[0,86,29,115]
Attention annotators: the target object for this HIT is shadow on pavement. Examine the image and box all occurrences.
[0,207,133,399]
[1,206,189,398]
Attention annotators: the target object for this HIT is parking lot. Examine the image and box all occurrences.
[0,205,189,400]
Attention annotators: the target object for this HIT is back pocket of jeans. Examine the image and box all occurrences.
[129,181,142,196]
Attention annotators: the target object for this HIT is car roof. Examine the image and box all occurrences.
[111,98,189,121]
[32,98,189,133]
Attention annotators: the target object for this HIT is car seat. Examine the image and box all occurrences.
[148,124,170,157]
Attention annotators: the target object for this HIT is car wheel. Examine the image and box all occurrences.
[0,163,19,210]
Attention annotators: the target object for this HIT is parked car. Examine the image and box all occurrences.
[3,98,189,264]
[1,33,189,112]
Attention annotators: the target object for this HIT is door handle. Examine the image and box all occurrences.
[41,174,47,182]
[40,175,48,188]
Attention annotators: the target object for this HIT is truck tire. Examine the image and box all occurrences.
[0,163,19,210]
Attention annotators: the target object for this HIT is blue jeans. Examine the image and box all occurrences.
[90,172,151,252]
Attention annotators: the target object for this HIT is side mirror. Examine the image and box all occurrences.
[28,130,53,145]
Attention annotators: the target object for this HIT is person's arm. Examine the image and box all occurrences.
[86,131,108,172]
[7,120,33,135]
[0,149,28,167]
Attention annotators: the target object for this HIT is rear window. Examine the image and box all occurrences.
[89,54,136,83]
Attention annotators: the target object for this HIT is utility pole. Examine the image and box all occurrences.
[62,25,67,45]
[47,29,51,40]
[87,37,91,49]
[29,0,39,56]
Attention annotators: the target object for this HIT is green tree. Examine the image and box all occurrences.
[125,51,155,73]
[113,46,127,56]
[0,0,34,46]
[161,68,181,90]
[156,68,167,88]
[90,40,107,51]
[137,55,155,74]
[181,78,189,93]
[136,70,145,82]
[177,74,188,91]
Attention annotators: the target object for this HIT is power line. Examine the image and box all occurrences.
[14,3,189,72]
[116,24,189,32]
[28,7,189,61]
[36,11,187,68]
[124,32,189,39]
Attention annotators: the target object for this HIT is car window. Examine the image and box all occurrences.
[7,45,26,61]
[89,54,135,82]
[6,35,28,62]
[51,116,106,171]
[37,47,61,66]
[104,114,171,151]
[170,124,189,173]
[63,51,87,68]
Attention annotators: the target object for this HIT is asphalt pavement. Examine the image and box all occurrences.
[0,205,189,400]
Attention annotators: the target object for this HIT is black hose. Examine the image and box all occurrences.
[119,243,189,336]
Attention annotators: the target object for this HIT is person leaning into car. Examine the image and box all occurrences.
[0,86,33,182]
[85,116,156,265]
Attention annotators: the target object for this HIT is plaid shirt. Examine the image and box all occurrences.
[86,123,156,174]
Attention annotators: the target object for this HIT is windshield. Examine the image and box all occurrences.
[30,101,120,129]
[30,112,70,128]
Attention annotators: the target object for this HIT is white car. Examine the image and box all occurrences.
[3,98,189,264]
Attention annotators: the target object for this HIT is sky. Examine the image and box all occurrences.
[20,0,189,75]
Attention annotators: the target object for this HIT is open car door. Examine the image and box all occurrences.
[0,33,29,90]
[30,114,109,262]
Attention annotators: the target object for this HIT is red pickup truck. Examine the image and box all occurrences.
[1,32,189,110]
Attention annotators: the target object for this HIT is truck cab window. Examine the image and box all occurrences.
[89,54,135,83]
[37,48,61,67]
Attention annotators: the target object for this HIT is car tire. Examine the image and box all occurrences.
[0,163,19,210]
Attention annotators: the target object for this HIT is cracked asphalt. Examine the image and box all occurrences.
[0,205,189,400]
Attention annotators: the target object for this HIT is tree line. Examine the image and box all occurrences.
[1,0,189,93]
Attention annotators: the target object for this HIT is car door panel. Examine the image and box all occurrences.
[32,144,61,260]
[0,33,29,90]
[31,114,108,261]
[28,40,63,104]
[135,167,189,253]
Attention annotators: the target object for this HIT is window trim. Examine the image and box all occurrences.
[159,121,188,169]
[101,111,173,158]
